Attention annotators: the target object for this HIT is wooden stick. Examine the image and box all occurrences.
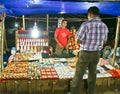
[1,13,6,70]
[22,15,25,30]
[112,17,120,66]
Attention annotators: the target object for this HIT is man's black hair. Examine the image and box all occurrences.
[88,6,99,15]
[61,19,67,23]
[0,19,2,22]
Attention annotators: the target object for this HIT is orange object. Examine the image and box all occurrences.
[107,69,120,77]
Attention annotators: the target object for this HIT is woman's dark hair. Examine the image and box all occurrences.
[16,50,20,53]
[88,6,99,15]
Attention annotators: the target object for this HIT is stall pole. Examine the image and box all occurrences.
[46,14,49,47]
[1,13,6,70]
[22,15,25,30]
[4,26,7,50]
[15,30,18,50]
[46,14,49,32]
[112,16,120,66]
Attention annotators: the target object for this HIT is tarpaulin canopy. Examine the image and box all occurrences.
[0,0,120,16]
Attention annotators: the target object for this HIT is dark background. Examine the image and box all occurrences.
[4,14,117,50]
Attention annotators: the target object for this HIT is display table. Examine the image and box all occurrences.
[0,78,120,94]
[0,58,120,94]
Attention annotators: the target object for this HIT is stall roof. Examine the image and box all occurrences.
[0,0,120,16]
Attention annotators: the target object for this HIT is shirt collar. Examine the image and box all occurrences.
[89,17,101,21]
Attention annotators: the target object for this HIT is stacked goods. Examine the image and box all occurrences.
[54,63,74,79]
[13,53,32,61]
[16,30,49,53]
[27,59,57,80]
[17,38,48,52]
[0,62,28,79]
[28,62,41,79]
[40,68,59,79]
[68,29,80,50]
[39,58,54,64]
[29,52,42,60]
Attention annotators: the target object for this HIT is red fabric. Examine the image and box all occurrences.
[54,27,70,47]
[18,29,28,32]
[100,58,109,65]
[0,80,7,82]
[46,47,51,54]
[107,69,120,77]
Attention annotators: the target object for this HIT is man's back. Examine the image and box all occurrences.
[77,17,108,51]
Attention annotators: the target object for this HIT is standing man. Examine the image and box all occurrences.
[71,6,109,94]
[54,20,70,57]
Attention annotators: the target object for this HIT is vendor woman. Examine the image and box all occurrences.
[8,50,21,62]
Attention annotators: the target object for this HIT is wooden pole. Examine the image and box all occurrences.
[46,14,49,47]
[112,16,120,66]
[15,30,18,50]
[0,17,3,72]
[46,14,49,32]
[4,25,7,50]
[1,13,6,69]
[22,15,25,30]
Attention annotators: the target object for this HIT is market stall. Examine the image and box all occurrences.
[0,1,120,94]
[0,56,120,94]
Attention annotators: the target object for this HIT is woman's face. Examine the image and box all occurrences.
[16,52,20,56]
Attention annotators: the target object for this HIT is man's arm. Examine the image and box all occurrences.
[76,39,82,44]
[54,36,63,47]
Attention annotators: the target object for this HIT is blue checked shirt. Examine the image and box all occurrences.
[76,17,109,51]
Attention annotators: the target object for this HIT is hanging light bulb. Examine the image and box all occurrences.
[15,22,19,28]
[31,22,39,38]
[59,3,66,14]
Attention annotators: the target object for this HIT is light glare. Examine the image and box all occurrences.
[31,22,39,38]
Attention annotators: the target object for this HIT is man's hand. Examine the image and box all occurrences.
[58,43,63,47]
[66,45,69,54]
[77,39,81,44]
